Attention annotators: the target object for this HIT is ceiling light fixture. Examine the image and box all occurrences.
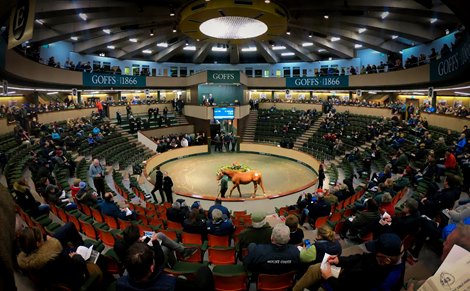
[286,29,291,35]
[318,49,326,52]
[129,38,138,42]
[454,91,470,96]
[331,37,340,42]
[169,8,175,17]
[173,26,177,33]
[200,16,268,39]
[99,53,105,57]
[183,46,196,51]
[107,45,115,49]
[354,44,363,48]
[70,36,78,41]
[265,0,270,3]
[157,42,168,47]
[324,15,329,19]
[35,19,44,25]
[241,47,257,52]
[309,32,312,38]
[212,46,228,52]
[185,41,189,46]
[302,42,314,47]
[102,29,111,34]
[150,29,154,36]
[430,18,437,24]
[47,92,59,95]
[381,11,389,19]
[142,49,152,54]
[445,29,450,35]
[329,57,332,60]
[358,28,367,34]
[281,52,295,56]
[272,45,286,50]
[78,13,87,21]
[392,35,398,39]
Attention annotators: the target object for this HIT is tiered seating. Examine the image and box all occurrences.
[117,112,178,134]
[254,109,320,145]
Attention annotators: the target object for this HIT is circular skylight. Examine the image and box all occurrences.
[199,16,268,39]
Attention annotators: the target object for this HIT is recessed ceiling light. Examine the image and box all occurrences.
[272,45,286,50]
[47,92,59,95]
[392,35,398,39]
[212,46,227,52]
[173,26,177,33]
[183,46,196,51]
[381,11,389,19]
[324,15,329,19]
[302,42,313,47]
[281,52,295,56]
[149,29,154,36]
[430,18,437,24]
[170,8,175,17]
[445,29,450,35]
[142,49,152,54]
[318,49,326,52]
[78,13,87,21]
[200,16,268,39]
[329,57,332,60]
[358,28,367,34]
[309,32,312,38]
[331,37,340,42]
[102,29,111,34]
[70,36,78,41]
[265,0,270,3]
[35,19,44,25]
[129,38,137,42]
[157,42,168,47]
[99,53,105,57]
[107,45,115,49]
[454,91,470,96]
[399,50,403,54]
[241,47,257,52]
[354,44,363,48]
[286,29,291,35]
[185,41,189,46]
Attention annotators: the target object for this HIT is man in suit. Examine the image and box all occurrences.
[151,166,164,203]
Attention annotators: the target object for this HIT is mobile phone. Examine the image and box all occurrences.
[304,239,311,248]
[144,231,154,238]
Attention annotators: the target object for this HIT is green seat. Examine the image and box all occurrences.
[212,264,246,276]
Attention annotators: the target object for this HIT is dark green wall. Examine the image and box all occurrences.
[198,84,244,105]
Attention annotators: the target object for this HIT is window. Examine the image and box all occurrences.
[189,69,194,76]
[142,65,150,76]
[254,69,262,77]
[245,67,253,77]
[151,68,157,76]
[124,67,131,75]
[103,62,111,72]
[276,70,281,77]
[302,69,307,77]
[170,67,178,77]
[180,67,187,77]
[132,64,140,75]
[264,69,270,77]
[293,67,300,77]
[283,67,290,77]
[93,61,101,71]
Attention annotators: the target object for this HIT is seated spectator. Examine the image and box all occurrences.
[190,201,206,221]
[183,208,208,241]
[166,200,188,224]
[44,182,77,211]
[208,199,230,220]
[236,212,272,259]
[114,225,196,267]
[299,224,342,265]
[378,193,395,217]
[293,233,404,291]
[117,241,212,291]
[340,199,380,239]
[455,133,467,155]
[306,191,331,228]
[75,182,99,207]
[436,149,457,179]
[286,214,304,245]
[99,192,136,221]
[17,225,99,290]
[13,178,50,218]
[206,209,235,236]
[419,174,461,219]
[243,223,300,275]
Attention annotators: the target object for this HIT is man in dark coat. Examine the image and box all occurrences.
[151,166,164,203]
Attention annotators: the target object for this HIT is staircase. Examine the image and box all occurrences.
[241,110,258,142]
[293,114,325,150]
[115,127,155,156]
[174,112,189,125]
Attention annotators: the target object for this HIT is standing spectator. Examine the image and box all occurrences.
[88,158,105,198]
[116,110,122,125]
[96,100,104,118]
[163,172,174,204]
[151,166,164,203]
[318,164,325,189]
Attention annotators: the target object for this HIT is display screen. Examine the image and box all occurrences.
[214,107,235,120]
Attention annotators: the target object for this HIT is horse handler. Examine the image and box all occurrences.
[219,174,229,198]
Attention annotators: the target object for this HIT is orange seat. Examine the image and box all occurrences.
[176,247,203,263]
[166,220,183,231]
[56,207,69,223]
[79,220,98,240]
[104,215,119,229]
[208,234,230,247]
[257,271,296,291]
[361,232,374,242]
[182,232,203,245]
[213,267,248,291]
[137,223,154,234]
[314,215,329,229]
[91,207,104,223]
[208,247,236,265]
[81,204,92,217]
[66,213,81,232]
[342,208,354,218]
[160,229,178,241]
[329,212,342,223]
[97,228,117,247]
[334,220,345,235]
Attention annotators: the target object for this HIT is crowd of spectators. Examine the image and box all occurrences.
[152,132,207,153]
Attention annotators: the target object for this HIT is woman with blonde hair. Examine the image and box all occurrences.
[299,224,342,265]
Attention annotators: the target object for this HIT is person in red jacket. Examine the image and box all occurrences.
[436,149,457,180]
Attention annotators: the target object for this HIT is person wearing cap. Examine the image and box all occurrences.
[206,209,235,237]
[75,181,99,207]
[243,223,300,275]
[208,199,230,221]
[293,233,405,291]
[236,212,272,260]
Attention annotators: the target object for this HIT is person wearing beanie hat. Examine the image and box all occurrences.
[236,212,272,259]
[293,233,404,291]
[244,223,300,276]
